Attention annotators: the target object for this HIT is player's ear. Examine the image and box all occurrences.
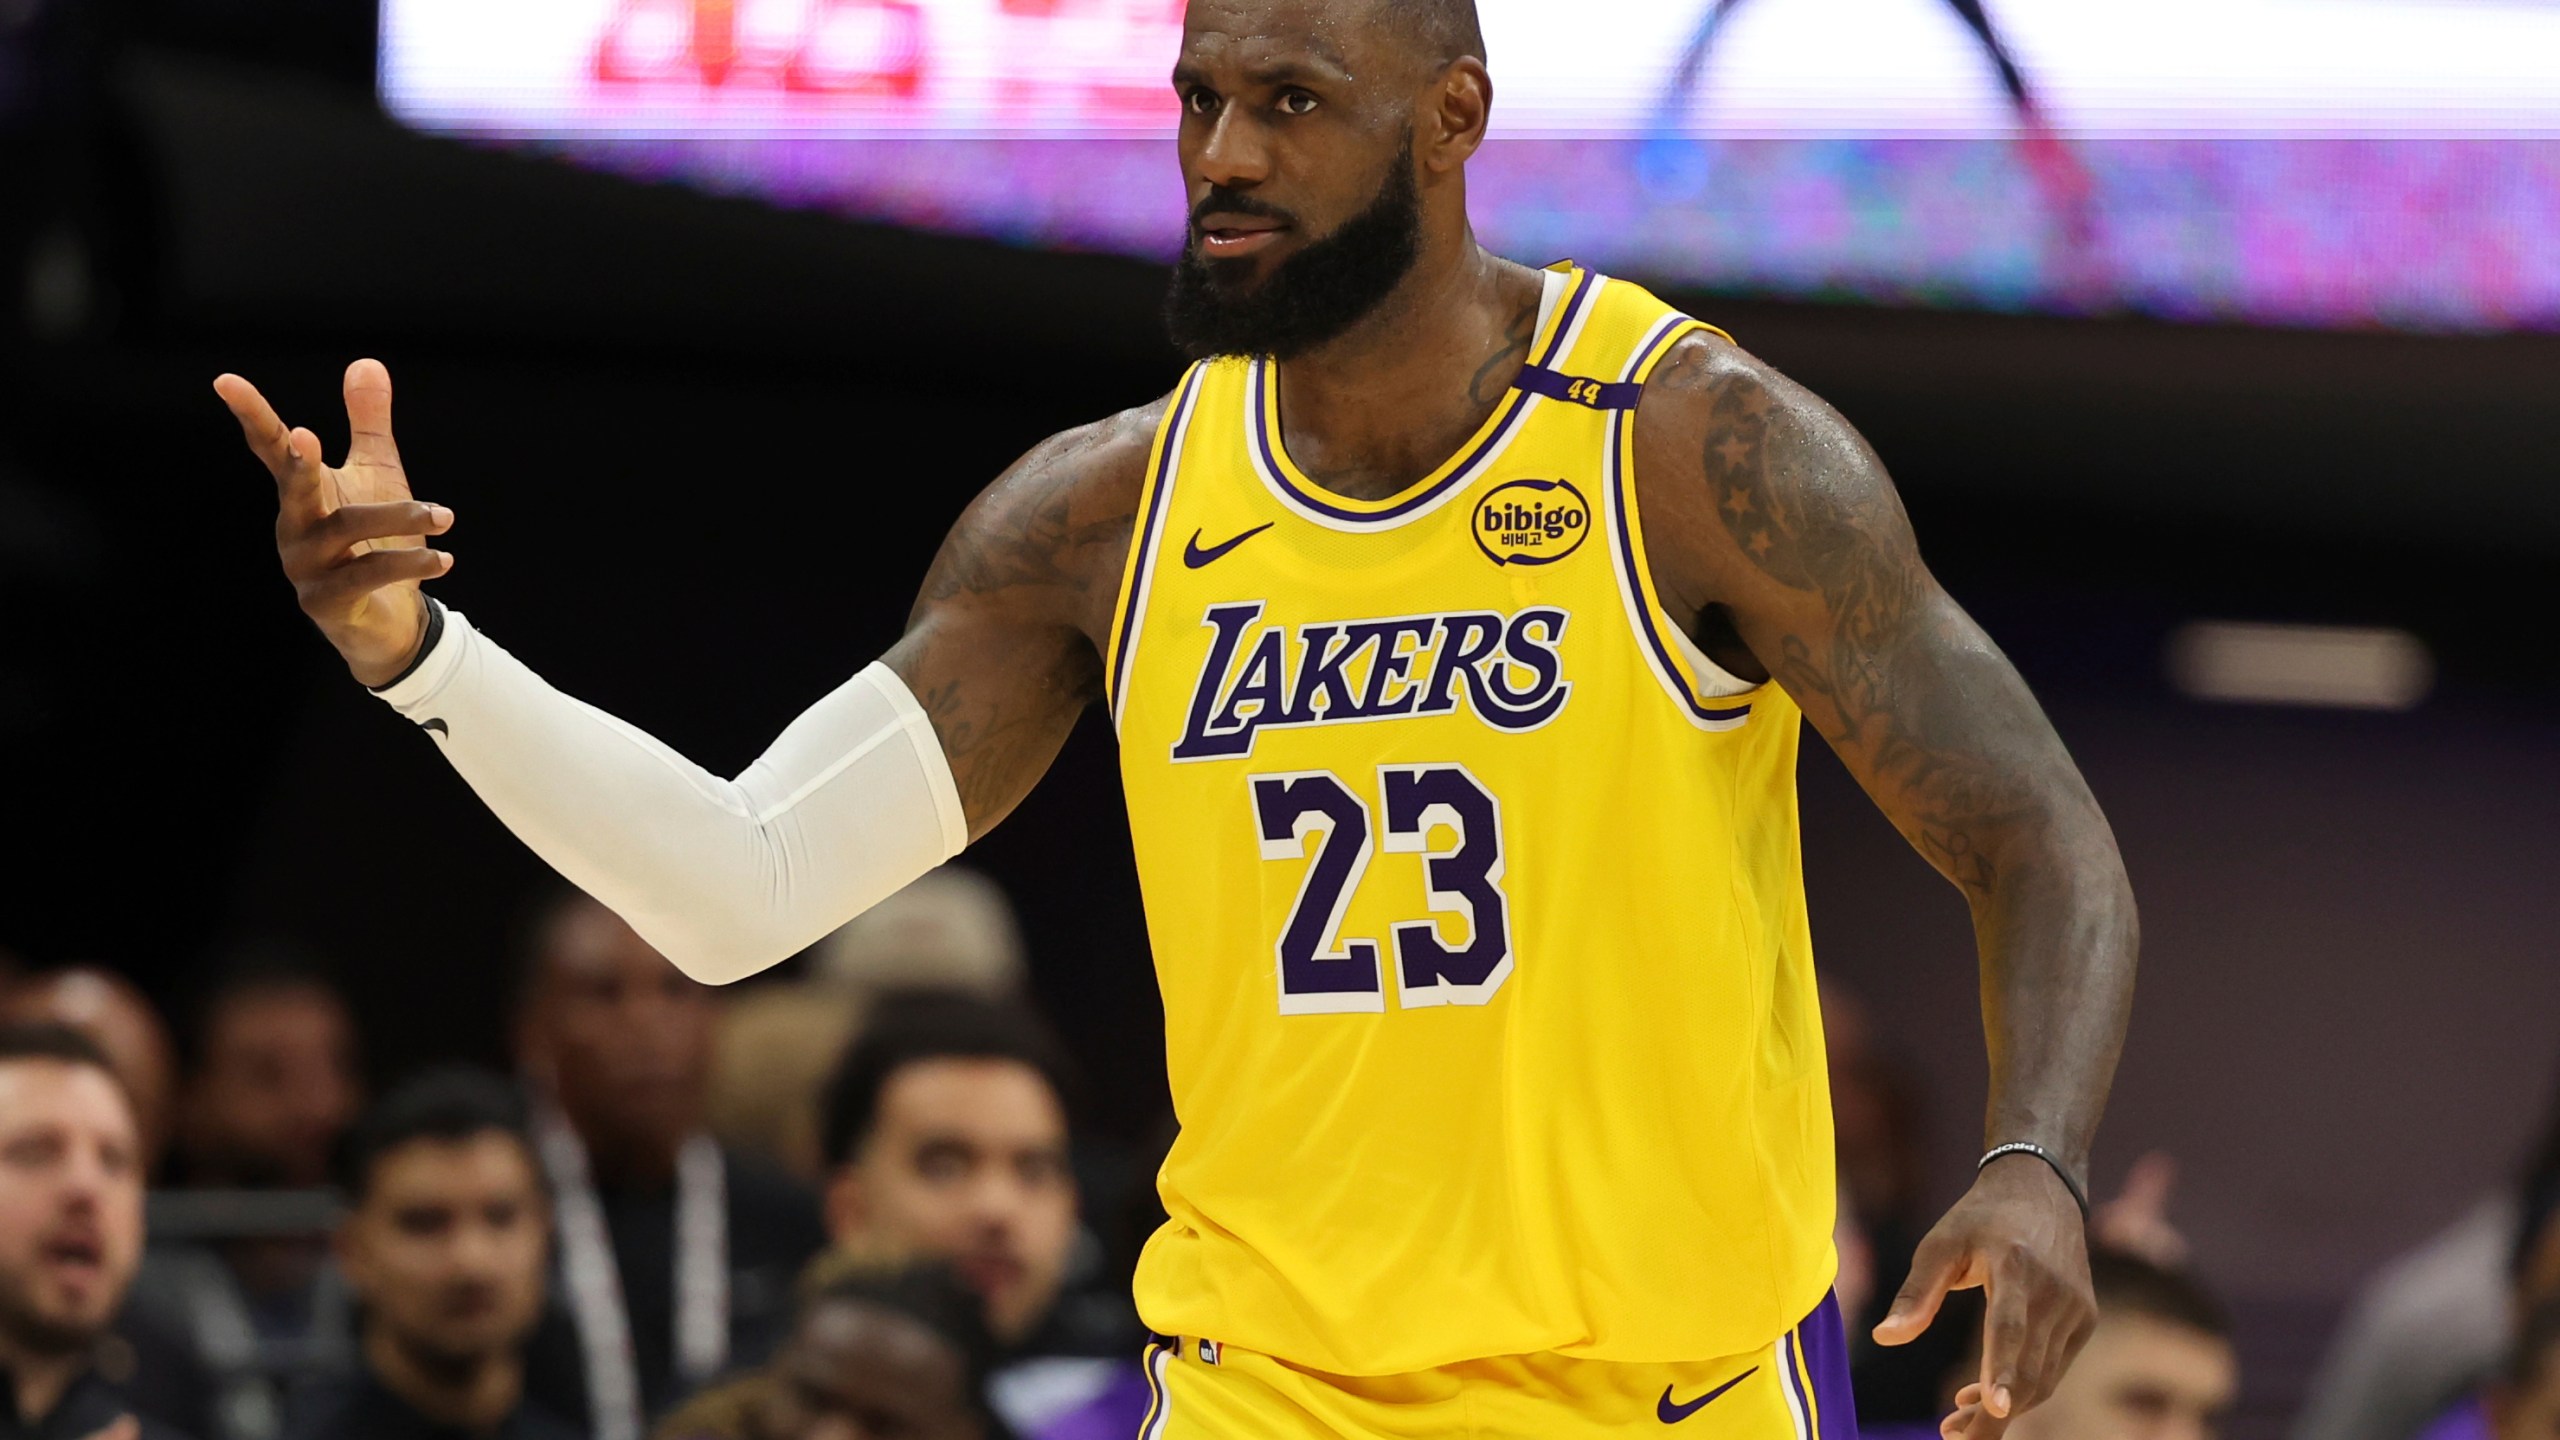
[1422,56,1492,171]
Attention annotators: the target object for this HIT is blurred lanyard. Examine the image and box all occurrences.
[537,1111,729,1440]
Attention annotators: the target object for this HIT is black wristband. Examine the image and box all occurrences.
[1979,1142,2091,1220]
[367,595,447,694]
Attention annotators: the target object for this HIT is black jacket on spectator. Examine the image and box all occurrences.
[282,1373,579,1440]
[522,1145,827,1429]
[0,1360,195,1440]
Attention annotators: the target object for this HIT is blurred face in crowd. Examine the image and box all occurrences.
[2495,1332,2560,1440]
[184,982,363,1188]
[754,1296,984,1440]
[0,1060,143,1356]
[826,1059,1075,1344]
[2497,1352,2560,1440]
[338,1132,550,1368]
[519,899,714,1166]
[2010,1311,2236,1440]
[0,972,175,1168]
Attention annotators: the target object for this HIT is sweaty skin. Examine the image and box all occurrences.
[220,0,2133,1432]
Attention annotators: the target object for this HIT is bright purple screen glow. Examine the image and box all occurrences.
[385,0,2560,333]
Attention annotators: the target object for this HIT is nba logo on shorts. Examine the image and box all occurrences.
[1198,1339,1222,1365]
[1473,478,1591,567]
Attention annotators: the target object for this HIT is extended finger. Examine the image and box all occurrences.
[1944,1402,2007,1440]
[343,358,399,467]
[1976,1250,2037,1404]
[1875,1233,1965,1345]
[299,547,452,610]
[2023,1296,2095,1413]
[213,374,300,488]
[303,500,454,556]
[1940,1389,1994,1440]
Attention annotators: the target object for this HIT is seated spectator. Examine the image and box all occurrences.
[286,1067,573,1440]
[1899,1249,2235,1440]
[511,891,827,1440]
[818,993,1140,1440]
[653,1260,1005,1440]
[133,949,365,1440]
[2486,1295,2560,1440]
[710,866,1028,1184]
[0,1020,188,1438]
[2409,1150,2560,1440]
[0,972,176,1174]
[2298,1069,2560,1440]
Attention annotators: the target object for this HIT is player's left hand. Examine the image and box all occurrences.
[1872,1154,2094,1439]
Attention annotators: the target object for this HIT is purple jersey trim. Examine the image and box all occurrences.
[1109,365,1208,724]
[1250,268,1598,526]
[1798,1291,1863,1439]
[1509,363,1646,410]
[1608,314,1754,727]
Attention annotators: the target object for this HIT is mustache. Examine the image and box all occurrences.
[1189,188,1297,232]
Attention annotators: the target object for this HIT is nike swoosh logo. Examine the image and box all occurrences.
[418,718,449,737]
[1183,523,1274,569]
[1657,1368,1757,1424]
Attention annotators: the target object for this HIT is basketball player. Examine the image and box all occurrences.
[217,1,2136,1434]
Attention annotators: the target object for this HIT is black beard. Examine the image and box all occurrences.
[1163,138,1422,363]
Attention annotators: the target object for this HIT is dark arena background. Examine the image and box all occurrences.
[4,3,2559,1439]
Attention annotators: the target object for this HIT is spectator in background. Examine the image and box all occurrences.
[817,992,1139,1440]
[0,971,176,1174]
[0,1021,186,1438]
[288,1068,571,1440]
[653,1259,1005,1440]
[131,948,365,1440]
[2485,1295,2560,1440]
[2409,1152,2560,1440]
[1874,1249,2237,1440]
[2004,1250,2236,1440]
[512,891,827,1440]
[2298,1070,2560,1440]
[1823,980,1966,1425]
[709,867,1027,1185]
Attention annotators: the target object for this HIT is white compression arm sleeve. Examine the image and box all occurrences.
[371,605,968,985]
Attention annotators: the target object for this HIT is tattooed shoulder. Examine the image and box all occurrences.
[916,394,1171,637]
[1639,336,1921,612]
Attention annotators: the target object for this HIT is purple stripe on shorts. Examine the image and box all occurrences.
[1799,1291,1863,1439]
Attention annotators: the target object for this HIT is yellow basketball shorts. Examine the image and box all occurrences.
[1134,1294,1858,1439]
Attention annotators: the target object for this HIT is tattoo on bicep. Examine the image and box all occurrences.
[922,481,1133,605]
[915,644,1094,827]
[1701,374,2044,894]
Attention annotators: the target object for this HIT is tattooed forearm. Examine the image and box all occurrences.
[1663,346,2135,1164]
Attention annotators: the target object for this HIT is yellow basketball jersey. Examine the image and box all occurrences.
[1108,264,1836,1376]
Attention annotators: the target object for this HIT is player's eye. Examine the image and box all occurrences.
[1278,89,1318,116]
[1185,88,1219,117]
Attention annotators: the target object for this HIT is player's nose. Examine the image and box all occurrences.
[1194,105,1274,190]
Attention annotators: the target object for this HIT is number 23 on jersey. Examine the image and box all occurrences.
[1250,763,1513,1016]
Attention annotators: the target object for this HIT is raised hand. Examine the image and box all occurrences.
[216,359,454,687]
[1872,1155,2096,1439]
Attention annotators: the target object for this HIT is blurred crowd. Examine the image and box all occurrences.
[0,874,2551,1440]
